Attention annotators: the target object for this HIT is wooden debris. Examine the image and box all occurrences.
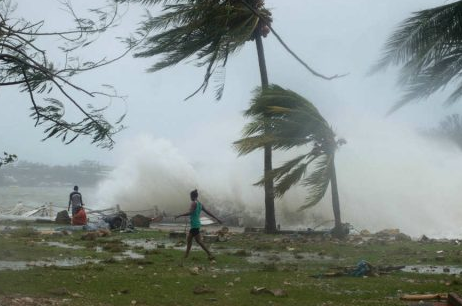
[400,293,447,301]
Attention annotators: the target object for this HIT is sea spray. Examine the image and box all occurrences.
[94,131,462,239]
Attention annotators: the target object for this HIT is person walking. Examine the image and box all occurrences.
[175,189,222,260]
[68,185,84,217]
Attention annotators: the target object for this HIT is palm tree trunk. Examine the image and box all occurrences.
[255,32,276,234]
[330,158,343,238]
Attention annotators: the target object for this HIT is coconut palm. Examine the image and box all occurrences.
[115,0,277,231]
[372,1,462,111]
[115,0,342,233]
[234,85,346,237]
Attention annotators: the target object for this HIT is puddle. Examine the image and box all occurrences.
[0,225,18,232]
[402,265,462,274]
[245,251,333,264]
[43,242,84,250]
[0,258,100,271]
[123,239,334,264]
[123,239,200,251]
[113,250,145,261]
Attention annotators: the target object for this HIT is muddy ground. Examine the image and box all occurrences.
[1,223,462,305]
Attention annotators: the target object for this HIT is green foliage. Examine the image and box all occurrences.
[120,0,271,100]
[0,0,127,149]
[234,85,344,209]
[372,1,462,111]
[0,152,17,168]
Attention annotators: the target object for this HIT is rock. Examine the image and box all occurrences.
[360,229,371,236]
[55,210,71,224]
[131,214,151,228]
[193,285,215,294]
[270,288,288,297]
[189,267,200,275]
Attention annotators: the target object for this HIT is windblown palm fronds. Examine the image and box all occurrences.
[426,114,462,150]
[372,1,462,111]
[234,85,344,210]
[124,0,271,100]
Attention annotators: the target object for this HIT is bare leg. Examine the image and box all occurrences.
[194,234,213,259]
[185,233,193,258]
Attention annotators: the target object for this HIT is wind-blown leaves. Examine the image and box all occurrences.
[425,113,462,150]
[125,0,271,100]
[372,1,462,110]
[0,0,128,149]
[234,84,342,209]
[0,152,18,168]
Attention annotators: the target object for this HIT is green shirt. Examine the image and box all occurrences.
[190,201,202,229]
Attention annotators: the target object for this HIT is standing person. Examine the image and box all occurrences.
[68,185,84,216]
[175,189,222,260]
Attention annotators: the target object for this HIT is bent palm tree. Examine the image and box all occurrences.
[115,0,342,233]
[117,0,278,232]
[372,1,462,111]
[234,85,346,237]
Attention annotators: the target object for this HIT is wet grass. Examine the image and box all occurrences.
[1,228,462,305]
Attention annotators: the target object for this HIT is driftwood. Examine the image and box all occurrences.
[400,293,447,301]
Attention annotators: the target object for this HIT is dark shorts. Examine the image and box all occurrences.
[189,228,200,237]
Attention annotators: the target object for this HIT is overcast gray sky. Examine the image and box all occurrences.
[2,0,462,236]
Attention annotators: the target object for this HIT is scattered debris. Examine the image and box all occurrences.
[103,211,132,230]
[189,267,200,275]
[250,287,288,297]
[80,229,111,241]
[0,296,67,306]
[55,210,71,225]
[313,260,405,278]
[131,214,151,228]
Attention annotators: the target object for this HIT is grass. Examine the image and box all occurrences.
[1,225,462,305]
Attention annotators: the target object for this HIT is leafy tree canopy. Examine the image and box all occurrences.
[0,0,135,149]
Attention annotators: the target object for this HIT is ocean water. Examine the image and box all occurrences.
[0,186,97,210]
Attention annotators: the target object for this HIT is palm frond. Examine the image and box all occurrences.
[132,0,271,100]
[235,84,339,208]
[233,134,275,156]
[115,0,181,6]
[298,154,334,211]
[425,113,462,150]
[372,1,462,107]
